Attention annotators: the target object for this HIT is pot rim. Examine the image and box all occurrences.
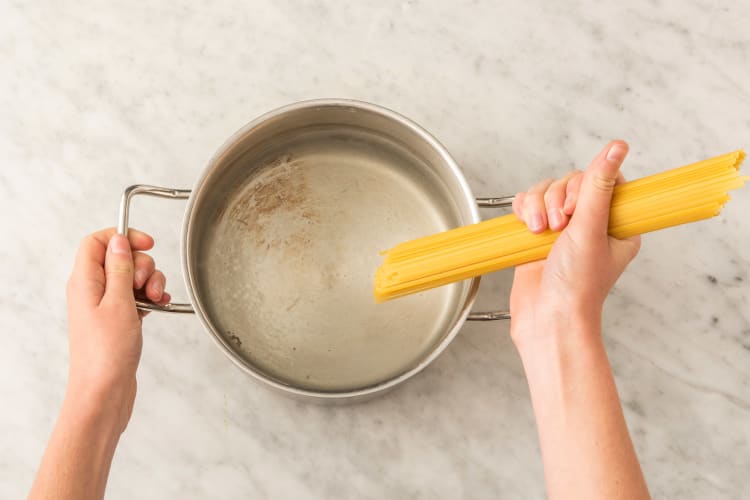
[181,98,481,401]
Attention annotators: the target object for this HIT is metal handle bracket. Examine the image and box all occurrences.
[475,196,515,208]
[467,311,511,321]
[465,194,516,321]
[118,184,194,314]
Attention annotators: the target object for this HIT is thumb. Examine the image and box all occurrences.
[570,140,629,236]
[104,233,136,304]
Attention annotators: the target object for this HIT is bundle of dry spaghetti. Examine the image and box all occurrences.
[374,150,747,302]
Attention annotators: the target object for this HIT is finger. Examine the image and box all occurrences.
[512,192,526,220]
[523,178,554,233]
[102,234,136,306]
[68,235,107,306]
[133,252,156,290]
[544,171,578,231]
[68,228,154,306]
[562,171,584,215]
[569,141,629,236]
[90,227,154,252]
[139,291,171,317]
[144,270,166,303]
[157,292,172,305]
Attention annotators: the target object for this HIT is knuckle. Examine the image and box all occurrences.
[107,262,133,276]
[545,182,563,202]
[530,179,551,193]
[156,272,167,286]
[532,191,545,205]
[136,253,155,268]
[591,173,617,192]
[523,193,535,208]
[80,234,95,249]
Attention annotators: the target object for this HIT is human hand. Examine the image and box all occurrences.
[509,141,641,349]
[65,228,170,432]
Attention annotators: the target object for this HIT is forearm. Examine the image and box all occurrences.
[29,386,122,500]
[516,317,649,500]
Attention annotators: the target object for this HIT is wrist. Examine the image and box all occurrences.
[515,318,609,397]
[57,389,123,456]
[64,375,134,435]
[511,303,602,359]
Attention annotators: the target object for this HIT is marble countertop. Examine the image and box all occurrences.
[2,1,748,498]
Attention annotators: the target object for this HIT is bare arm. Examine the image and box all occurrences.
[510,141,650,500]
[30,229,170,500]
[518,318,649,498]
[30,387,123,499]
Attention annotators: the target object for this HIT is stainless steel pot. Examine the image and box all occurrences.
[117,99,514,402]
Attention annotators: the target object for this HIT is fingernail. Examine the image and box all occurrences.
[153,281,163,297]
[134,269,146,288]
[110,234,131,255]
[548,209,563,229]
[606,142,627,162]
[529,214,544,232]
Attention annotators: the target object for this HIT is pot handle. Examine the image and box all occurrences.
[466,195,516,321]
[117,185,195,314]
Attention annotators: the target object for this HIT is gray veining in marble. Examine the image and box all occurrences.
[1,1,748,498]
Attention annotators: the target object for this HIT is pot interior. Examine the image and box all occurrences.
[186,102,478,393]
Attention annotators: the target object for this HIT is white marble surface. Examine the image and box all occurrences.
[2,1,749,498]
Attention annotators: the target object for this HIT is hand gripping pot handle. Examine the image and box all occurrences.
[465,195,516,321]
[117,185,194,314]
